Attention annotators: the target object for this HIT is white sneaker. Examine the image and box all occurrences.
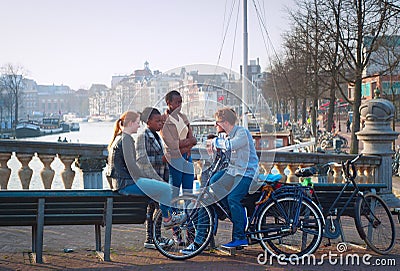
[180,242,200,255]
[162,212,187,229]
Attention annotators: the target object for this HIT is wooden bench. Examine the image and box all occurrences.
[312,183,387,217]
[312,183,387,241]
[0,190,149,263]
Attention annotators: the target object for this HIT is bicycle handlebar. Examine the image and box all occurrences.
[295,154,363,178]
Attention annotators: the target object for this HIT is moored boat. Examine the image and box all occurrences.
[15,117,67,138]
[15,121,41,138]
[70,122,80,131]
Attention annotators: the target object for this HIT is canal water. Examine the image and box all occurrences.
[8,121,117,190]
[18,121,115,144]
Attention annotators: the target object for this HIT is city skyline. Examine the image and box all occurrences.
[1,0,295,90]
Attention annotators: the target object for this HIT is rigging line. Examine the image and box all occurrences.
[252,0,296,119]
[206,0,238,111]
[228,0,241,78]
[215,0,238,68]
[203,0,236,111]
[253,0,293,124]
[251,0,283,118]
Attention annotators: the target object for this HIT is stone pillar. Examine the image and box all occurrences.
[356,91,400,207]
[76,156,107,189]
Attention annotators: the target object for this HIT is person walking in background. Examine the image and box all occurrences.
[106,111,186,230]
[161,90,197,199]
[346,118,351,133]
[136,107,169,249]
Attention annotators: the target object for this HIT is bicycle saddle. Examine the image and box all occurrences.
[295,167,317,177]
[258,173,282,183]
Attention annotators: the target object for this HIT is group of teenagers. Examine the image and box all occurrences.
[106,90,259,255]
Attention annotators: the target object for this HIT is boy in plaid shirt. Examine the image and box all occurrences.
[136,107,169,249]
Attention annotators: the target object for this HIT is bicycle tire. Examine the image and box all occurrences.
[257,196,324,260]
[153,195,213,260]
[354,193,395,254]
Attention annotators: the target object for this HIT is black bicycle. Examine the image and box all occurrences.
[392,145,400,176]
[152,156,324,260]
[295,153,396,254]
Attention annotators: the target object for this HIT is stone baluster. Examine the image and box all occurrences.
[364,166,374,184]
[38,154,55,189]
[58,155,76,189]
[76,156,107,189]
[259,162,270,174]
[331,164,343,184]
[286,163,299,183]
[357,90,400,207]
[0,153,12,189]
[356,165,367,184]
[327,170,334,183]
[16,154,33,189]
[273,163,287,183]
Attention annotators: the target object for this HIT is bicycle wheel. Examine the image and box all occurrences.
[257,196,324,259]
[354,193,395,254]
[153,195,213,260]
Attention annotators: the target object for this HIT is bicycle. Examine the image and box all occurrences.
[295,153,396,254]
[152,156,324,260]
[392,145,400,176]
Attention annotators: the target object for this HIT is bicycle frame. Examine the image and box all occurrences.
[187,178,316,243]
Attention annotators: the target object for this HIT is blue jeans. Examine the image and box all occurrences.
[168,153,194,198]
[118,178,172,218]
[194,171,251,243]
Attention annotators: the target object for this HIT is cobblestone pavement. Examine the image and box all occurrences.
[1,210,400,271]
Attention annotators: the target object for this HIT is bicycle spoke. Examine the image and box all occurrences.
[355,193,395,254]
[257,196,323,259]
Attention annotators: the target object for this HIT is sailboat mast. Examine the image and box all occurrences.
[242,0,248,128]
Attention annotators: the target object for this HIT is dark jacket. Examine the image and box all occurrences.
[107,133,143,190]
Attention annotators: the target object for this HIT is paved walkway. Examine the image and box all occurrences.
[1,125,400,270]
[1,221,400,271]
[1,189,400,271]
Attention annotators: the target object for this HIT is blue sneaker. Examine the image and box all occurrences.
[221,239,248,249]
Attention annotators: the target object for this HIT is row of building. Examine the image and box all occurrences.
[0,60,266,128]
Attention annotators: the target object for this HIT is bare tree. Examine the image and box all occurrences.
[325,0,400,153]
[0,63,28,128]
[281,0,399,153]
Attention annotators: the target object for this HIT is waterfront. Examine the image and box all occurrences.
[18,121,115,144]
[7,122,115,190]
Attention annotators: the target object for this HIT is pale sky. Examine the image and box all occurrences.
[1,0,295,90]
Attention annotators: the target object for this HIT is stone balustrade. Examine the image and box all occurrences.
[0,140,107,190]
[192,150,381,185]
[0,142,382,191]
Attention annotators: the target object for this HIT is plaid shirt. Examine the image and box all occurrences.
[136,128,169,182]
